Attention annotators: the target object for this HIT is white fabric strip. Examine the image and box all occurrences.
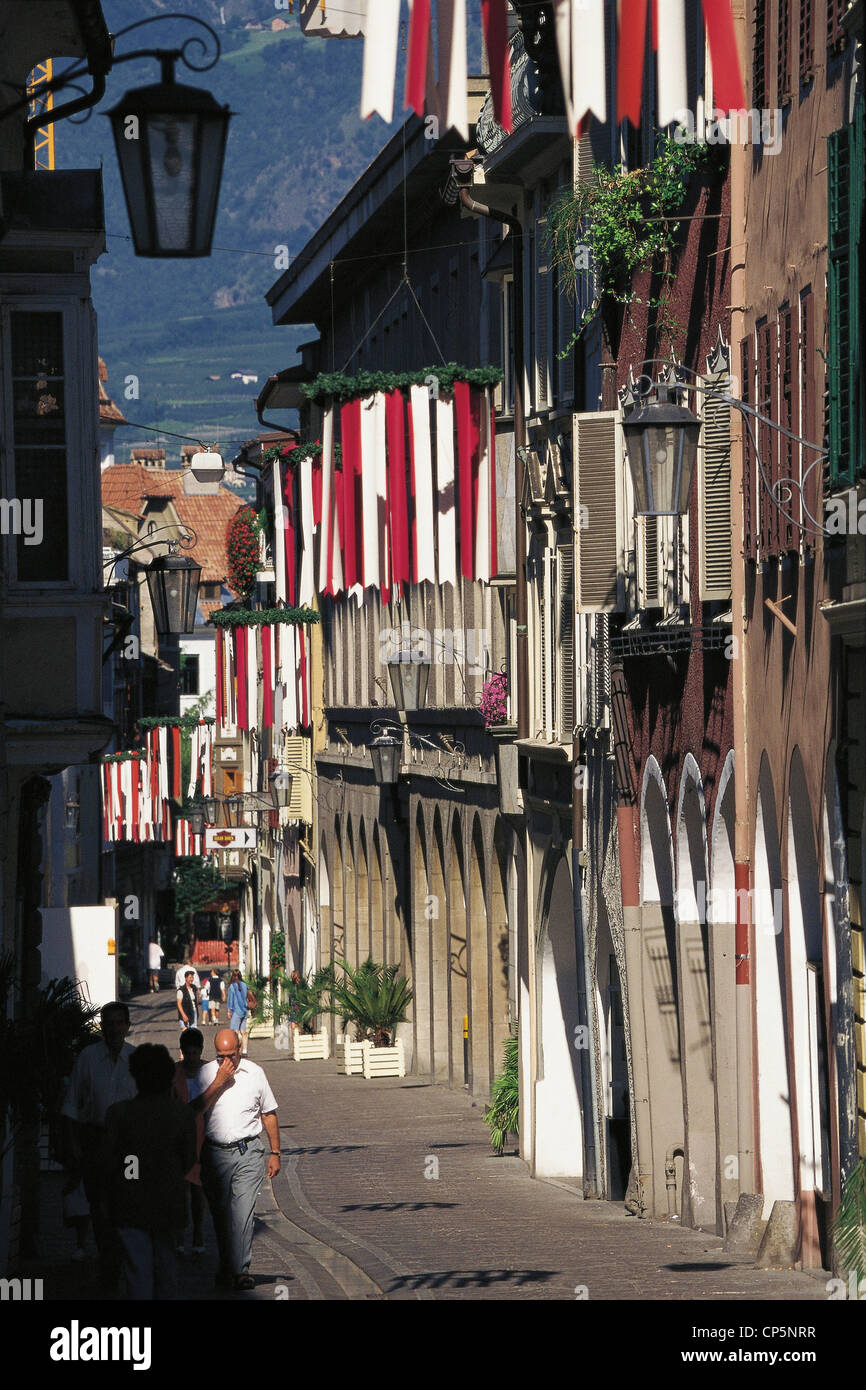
[158,728,169,807]
[375,396,390,597]
[360,393,382,592]
[284,626,298,731]
[475,389,492,583]
[572,0,607,127]
[437,0,469,138]
[360,0,400,121]
[202,724,213,798]
[273,455,287,605]
[248,626,258,733]
[554,0,576,133]
[410,384,437,584]
[656,0,688,128]
[298,449,315,606]
[435,393,457,586]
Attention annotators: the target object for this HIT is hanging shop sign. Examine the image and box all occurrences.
[205,827,257,852]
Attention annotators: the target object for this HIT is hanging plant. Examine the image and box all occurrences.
[300,363,503,407]
[480,671,508,729]
[209,605,320,628]
[225,506,263,599]
[545,133,715,353]
[137,714,215,732]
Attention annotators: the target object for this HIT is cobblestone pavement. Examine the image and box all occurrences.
[29,989,831,1304]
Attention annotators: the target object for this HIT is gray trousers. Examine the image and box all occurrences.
[200,1137,265,1277]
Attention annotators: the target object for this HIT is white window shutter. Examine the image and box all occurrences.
[698,373,732,601]
[557,544,575,740]
[535,218,552,411]
[283,734,313,824]
[574,411,626,612]
[637,515,663,609]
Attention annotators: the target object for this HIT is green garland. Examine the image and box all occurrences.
[137,715,215,731]
[300,363,503,406]
[102,750,144,763]
[209,606,320,628]
[260,442,342,469]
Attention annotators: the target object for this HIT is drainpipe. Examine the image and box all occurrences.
[728,0,756,1199]
[573,734,602,1197]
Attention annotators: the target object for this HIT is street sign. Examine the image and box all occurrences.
[205,827,257,851]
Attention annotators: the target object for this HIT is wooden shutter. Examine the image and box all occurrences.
[799,0,815,82]
[637,515,663,608]
[799,288,819,548]
[557,544,575,740]
[574,411,625,612]
[741,336,757,560]
[283,734,313,824]
[753,0,769,109]
[777,0,792,104]
[698,374,733,600]
[535,217,552,411]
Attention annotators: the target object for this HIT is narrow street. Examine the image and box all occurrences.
[31,992,827,1304]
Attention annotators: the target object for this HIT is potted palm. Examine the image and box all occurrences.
[281,966,334,1060]
[329,957,413,1078]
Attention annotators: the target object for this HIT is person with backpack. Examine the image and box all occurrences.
[227,970,254,1057]
[209,970,225,1026]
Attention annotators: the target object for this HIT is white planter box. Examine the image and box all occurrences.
[246,1018,273,1039]
[361,1039,406,1079]
[335,1037,365,1075]
[292,1030,330,1061]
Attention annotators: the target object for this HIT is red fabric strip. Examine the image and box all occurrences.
[455,381,479,580]
[235,626,248,730]
[489,396,498,579]
[340,399,363,589]
[703,0,745,112]
[262,625,274,730]
[331,466,344,596]
[386,389,410,593]
[405,0,431,116]
[171,727,181,799]
[651,0,658,51]
[215,629,224,725]
[481,0,513,132]
[131,764,139,843]
[617,0,648,126]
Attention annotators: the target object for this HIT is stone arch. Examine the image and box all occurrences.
[753,755,795,1211]
[640,755,682,1218]
[708,749,738,1218]
[468,815,491,1095]
[319,833,332,975]
[357,822,371,964]
[448,811,468,1088]
[332,819,345,966]
[674,754,718,1230]
[431,809,448,1080]
[787,748,831,1266]
[533,850,583,1179]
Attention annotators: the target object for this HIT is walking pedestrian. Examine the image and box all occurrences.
[61,1002,137,1287]
[177,970,198,1037]
[172,1028,207,1256]
[208,970,225,1026]
[174,964,201,990]
[147,940,164,992]
[104,1044,197,1300]
[226,970,252,1056]
[190,1028,280,1293]
[200,976,211,1027]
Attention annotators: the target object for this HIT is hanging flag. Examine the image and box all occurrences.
[361,0,400,122]
[656,0,687,127]
[455,380,480,580]
[320,410,335,596]
[360,394,387,592]
[201,723,213,799]
[386,390,410,594]
[171,726,181,800]
[235,627,248,731]
[409,384,436,584]
[282,451,298,606]
[248,625,258,733]
[284,626,298,730]
[312,451,323,531]
[617,0,648,126]
[437,0,469,138]
[216,632,225,728]
[298,448,315,606]
[273,455,288,605]
[331,463,345,597]
[188,724,199,800]
[475,389,494,582]
[480,0,512,133]
[435,393,457,586]
[262,625,274,730]
[702,0,745,112]
[405,0,432,117]
[340,398,363,591]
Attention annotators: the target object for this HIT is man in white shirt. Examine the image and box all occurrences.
[147,940,164,992]
[61,1001,137,1284]
[189,1028,280,1292]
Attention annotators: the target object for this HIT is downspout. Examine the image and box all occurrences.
[573,733,602,1197]
[728,0,756,1199]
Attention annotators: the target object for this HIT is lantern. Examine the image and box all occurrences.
[269,769,294,811]
[622,388,702,516]
[369,732,402,786]
[145,548,202,636]
[386,652,431,713]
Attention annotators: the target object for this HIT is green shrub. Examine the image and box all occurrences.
[484,1033,519,1155]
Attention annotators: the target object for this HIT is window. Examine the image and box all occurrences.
[180,654,199,696]
[574,411,631,613]
[799,0,815,83]
[777,0,792,105]
[9,310,68,581]
[753,0,769,111]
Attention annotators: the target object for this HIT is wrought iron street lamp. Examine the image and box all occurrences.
[368,720,467,792]
[204,795,220,824]
[145,541,202,636]
[386,652,431,713]
[188,804,206,837]
[107,55,231,258]
[622,384,702,516]
[225,794,245,828]
[369,731,403,786]
[268,769,294,810]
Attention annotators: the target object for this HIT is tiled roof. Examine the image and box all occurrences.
[100,465,244,588]
[98,357,129,427]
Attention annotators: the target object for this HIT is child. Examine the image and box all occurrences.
[199,975,210,1026]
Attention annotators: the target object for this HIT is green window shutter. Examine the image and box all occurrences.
[828,124,853,488]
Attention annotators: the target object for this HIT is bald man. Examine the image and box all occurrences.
[188,1029,280,1292]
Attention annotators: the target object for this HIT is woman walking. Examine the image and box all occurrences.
[227,970,253,1057]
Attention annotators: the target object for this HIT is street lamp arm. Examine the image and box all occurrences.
[104,525,199,586]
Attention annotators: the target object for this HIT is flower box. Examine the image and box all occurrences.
[292,1030,330,1061]
[335,1036,365,1075]
[361,1039,406,1079]
[246,1018,274,1040]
